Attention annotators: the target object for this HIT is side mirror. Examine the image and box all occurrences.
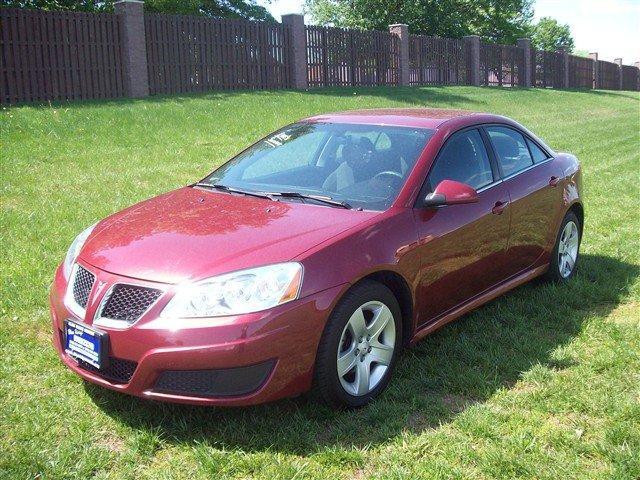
[423,180,479,208]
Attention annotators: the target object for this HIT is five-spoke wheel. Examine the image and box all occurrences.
[558,220,579,278]
[337,301,396,396]
[545,210,582,282]
[314,281,401,408]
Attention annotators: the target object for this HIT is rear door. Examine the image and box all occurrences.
[484,125,564,275]
[413,128,511,326]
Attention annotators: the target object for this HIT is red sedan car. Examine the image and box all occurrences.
[51,109,583,408]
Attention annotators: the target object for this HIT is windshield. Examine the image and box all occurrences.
[202,122,434,211]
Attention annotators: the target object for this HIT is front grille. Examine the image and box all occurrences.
[72,266,95,308]
[153,360,275,397]
[78,357,138,384]
[100,284,162,324]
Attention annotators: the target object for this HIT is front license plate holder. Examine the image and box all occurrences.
[64,319,109,369]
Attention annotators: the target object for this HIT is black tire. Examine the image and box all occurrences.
[313,280,403,409]
[544,210,582,282]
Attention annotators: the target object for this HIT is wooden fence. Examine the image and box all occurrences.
[480,43,523,87]
[1,6,639,105]
[568,54,594,89]
[1,8,125,104]
[408,36,465,86]
[305,26,399,87]
[621,65,639,91]
[145,14,292,95]
[598,60,621,91]
[532,50,564,88]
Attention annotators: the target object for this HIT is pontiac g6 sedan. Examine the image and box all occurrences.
[51,109,583,408]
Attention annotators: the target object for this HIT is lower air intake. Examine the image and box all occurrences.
[78,357,138,384]
[153,360,275,397]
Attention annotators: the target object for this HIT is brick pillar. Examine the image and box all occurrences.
[558,48,569,88]
[115,0,149,98]
[516,38,532,87]
[589,52,599,89]
[389,24,410,86]
[614,58,623,90]
[282,14,308,90]
[464,35,481,86]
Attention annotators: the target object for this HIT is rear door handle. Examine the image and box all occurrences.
[549,176,560,187]
[492,200,509,215]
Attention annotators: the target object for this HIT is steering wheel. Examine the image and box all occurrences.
[373,171,403,182]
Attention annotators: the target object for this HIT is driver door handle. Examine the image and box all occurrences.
[492,200,509,215]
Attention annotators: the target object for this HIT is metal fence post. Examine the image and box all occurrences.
[115,0,149,98]
[389,24,409,86]
[516,38,532,87]
[614,58,623,90]
[463,35,481,86]
[282,14,308,90]
[589,52,599,89]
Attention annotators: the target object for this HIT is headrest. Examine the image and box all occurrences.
[492,134,520,158]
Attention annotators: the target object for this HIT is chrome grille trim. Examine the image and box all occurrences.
[64,263,95,319]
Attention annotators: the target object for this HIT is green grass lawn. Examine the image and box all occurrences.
[1,86,639,480]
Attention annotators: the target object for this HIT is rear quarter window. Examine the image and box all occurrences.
[526,138,550,164]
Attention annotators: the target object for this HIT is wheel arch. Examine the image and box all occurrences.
[568,201,584,236]
[356,270,414,347]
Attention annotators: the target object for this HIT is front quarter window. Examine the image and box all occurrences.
[204,122,434,211]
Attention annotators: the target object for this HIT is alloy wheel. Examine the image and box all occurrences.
[336,301,396,396]
[558,220,579,278]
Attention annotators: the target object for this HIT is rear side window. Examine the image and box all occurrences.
[526,138,550,163]
[428,129,494,191]
[486,126,533,177]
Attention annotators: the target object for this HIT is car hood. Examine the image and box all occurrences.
[79,187,378,284]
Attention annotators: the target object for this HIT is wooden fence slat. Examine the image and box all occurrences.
[0,11,7,104]
[10,11,25,102]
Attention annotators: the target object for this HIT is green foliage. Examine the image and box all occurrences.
[0,0,112,12]
[304,0,534,43]
[1,86,639,479]
[0,0,274,20]
[531,16,575,52]
[573,49,591,58]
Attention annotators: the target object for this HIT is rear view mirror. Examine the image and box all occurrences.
[423,180,479,208]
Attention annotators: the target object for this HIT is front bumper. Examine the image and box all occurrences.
[50,261,345,406]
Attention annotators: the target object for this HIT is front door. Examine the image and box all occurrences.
[413,128,511,327]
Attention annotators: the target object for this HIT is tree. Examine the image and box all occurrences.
[531,17,574,52]
[304,0,534,44]
[0,0,274,20]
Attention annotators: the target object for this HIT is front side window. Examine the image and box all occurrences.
[486,126,534,176]
[427,129,494,191]
[205,122,434,211]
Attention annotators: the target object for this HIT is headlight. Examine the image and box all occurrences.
[62,223,97,278]
[161,263,303,318]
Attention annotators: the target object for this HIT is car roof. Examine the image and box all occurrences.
[303,108,509,130]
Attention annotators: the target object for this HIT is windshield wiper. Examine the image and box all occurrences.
[193,183,352,209]
[193,183,274,200]
[271,192,352,209]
